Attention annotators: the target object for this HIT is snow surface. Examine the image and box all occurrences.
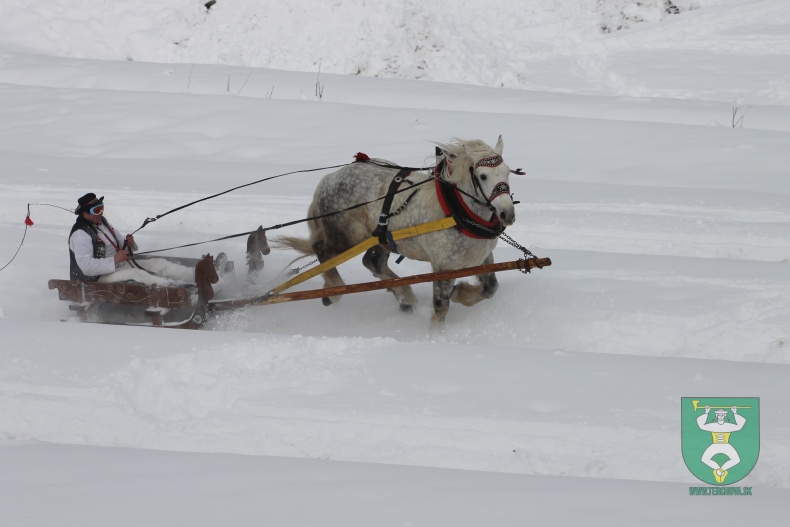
[1,0,790,525]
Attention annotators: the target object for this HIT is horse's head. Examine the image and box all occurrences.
[246,226,270,275]
[247,226,271,256]
[195,253,219,302]
[437,136,517,227]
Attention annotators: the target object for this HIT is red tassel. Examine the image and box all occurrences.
[354,152,370,162]
[24,215,34,226]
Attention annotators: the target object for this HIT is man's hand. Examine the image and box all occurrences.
[732,406,738,415]
[114,250,129,263]
[125,234,135,248]
[705,406,711,414]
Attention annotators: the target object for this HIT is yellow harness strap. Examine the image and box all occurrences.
[270,216,457,296]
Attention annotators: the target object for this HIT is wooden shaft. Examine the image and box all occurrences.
[212,257,550,311]
[271,216,458,295]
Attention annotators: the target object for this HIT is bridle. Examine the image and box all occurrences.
[468,154,512,206]
[434,154,509,239]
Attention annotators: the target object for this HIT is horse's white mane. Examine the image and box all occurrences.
[434,138,498,182]
[435,138,495,161]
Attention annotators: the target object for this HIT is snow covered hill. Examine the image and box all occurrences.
[2,0,785,100]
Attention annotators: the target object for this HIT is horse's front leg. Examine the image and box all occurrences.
[450,252,499,306]
[431,278,456,325]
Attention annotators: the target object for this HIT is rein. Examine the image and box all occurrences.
[135,172,435,256]
[1,153,529,273]
[138,152,514,254]
[132,156,437,255]
[129,162,350,235]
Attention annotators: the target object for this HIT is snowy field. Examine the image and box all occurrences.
[1,0,790,525]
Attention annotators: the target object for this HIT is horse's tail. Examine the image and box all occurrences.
[272,235,315,257]
[273,190,325,259]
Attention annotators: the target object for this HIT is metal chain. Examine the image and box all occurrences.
[498,231,535,259]
[463,218,536,273]
[498,231,537,274]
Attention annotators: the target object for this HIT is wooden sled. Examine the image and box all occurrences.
[48,254,225,329]
[49,222,550,329]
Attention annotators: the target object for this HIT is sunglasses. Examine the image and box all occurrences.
[88,203,104,215]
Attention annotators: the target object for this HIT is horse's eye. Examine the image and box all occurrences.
[480,174,487,181]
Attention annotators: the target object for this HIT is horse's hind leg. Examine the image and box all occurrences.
[362,245,417,313]
[313,239,346,306]
[450,252,499,307]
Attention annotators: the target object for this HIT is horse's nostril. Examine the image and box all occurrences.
[500,211,507,221]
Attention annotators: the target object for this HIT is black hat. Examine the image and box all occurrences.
[75,193,103,215]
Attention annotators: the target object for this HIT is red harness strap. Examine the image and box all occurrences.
[434,163,502,240]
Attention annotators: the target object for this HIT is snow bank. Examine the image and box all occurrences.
[0,0,724,88]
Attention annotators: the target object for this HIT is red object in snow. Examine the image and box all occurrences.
[24,216,34,226]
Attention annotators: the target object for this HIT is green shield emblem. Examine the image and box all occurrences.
[681,397,760,485]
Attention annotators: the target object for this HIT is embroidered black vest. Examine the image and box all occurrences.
[69,217,108,282]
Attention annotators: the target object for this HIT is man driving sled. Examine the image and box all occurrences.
[68,192,225,286]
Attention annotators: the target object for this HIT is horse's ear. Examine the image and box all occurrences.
[435,147,457,166]
[435,146,454,159]
[494,135,504,155]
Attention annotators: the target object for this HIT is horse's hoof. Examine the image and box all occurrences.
[431,311,448,323]
[322,297,333,306]
[399,303,414,314]
[430,317,447,331]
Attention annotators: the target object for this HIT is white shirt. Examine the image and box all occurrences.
[68,219,126,277]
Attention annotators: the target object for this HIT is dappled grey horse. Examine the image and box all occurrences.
[278,137,518,324]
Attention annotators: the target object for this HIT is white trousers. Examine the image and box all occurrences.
[98,258,195,286]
